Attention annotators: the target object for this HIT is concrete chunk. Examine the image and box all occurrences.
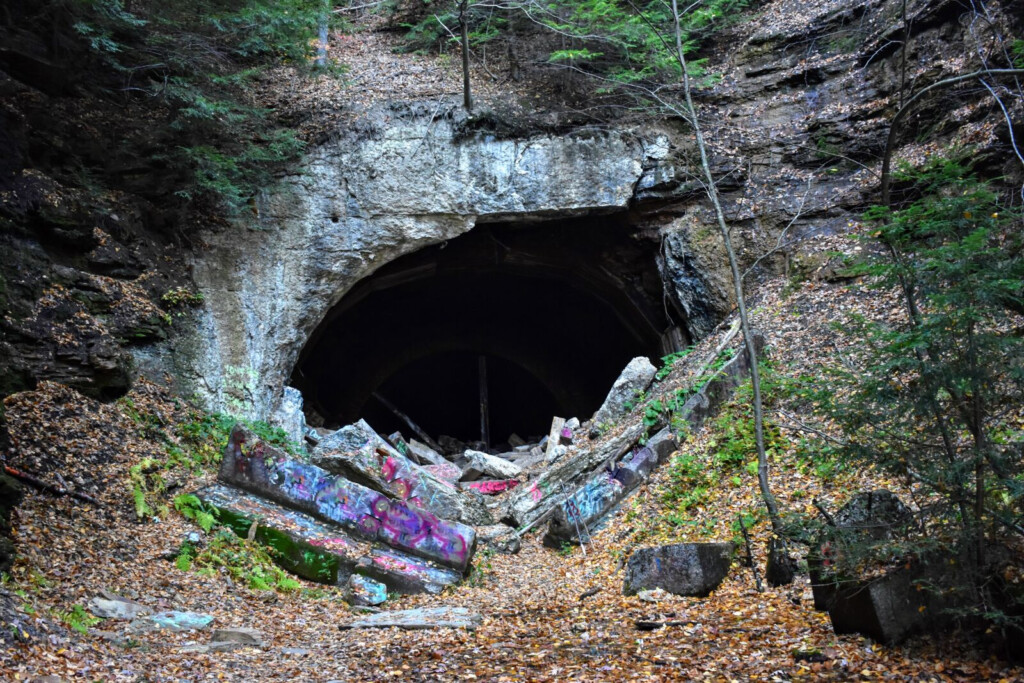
[591,357,657,425]
[460,450,522,482]
[218,425,476,572]
[313,420,492,526]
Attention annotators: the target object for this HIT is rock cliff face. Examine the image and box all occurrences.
[180,105,671,419]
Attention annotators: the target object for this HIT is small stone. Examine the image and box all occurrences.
[87,596,153,620]
[347,574,388,606]
[211,627,264,647]
[128,611,214,633]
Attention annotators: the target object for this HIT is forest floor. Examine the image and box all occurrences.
[2,231,1023,682]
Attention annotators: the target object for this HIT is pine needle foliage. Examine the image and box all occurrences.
[8,0,343,215]
[812,154,1024,625]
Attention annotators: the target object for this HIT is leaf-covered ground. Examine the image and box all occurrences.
[2,229,1022,681]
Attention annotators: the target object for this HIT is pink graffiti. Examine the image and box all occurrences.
[528,482,543,503]
[466,479,520,495]
[381,456,398,482]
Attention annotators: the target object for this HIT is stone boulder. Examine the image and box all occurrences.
[211,627,264,647]
[591,357,657,426]
[623,543,734,597]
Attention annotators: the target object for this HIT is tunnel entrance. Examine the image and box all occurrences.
[292,214,682,447]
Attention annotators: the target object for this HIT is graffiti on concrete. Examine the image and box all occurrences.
[219,425,476,572]
[463,479,519,495]
[423,463,462,485]
[545,443,661,545]
[198,483,463,594]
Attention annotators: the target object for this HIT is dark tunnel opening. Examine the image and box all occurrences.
[292,214,683,447]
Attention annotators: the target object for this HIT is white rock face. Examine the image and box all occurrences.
[179,103,667,420]
[591,356,658,426]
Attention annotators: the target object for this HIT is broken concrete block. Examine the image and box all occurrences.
[810,490,915,610]
[218,425,477,572]
[312,420,492,526]
[546,428,677,545]
[270,387,307,449]
[544,417,566,461]
[505,422,645,529]
[407,439,449,467]
[197,484,463,594]
[825,561,956,644]
[339,606,482,631]
[565,417,581,430]
[508,433,526,448]
[386,432,410,458]
[461,479,520,495]
[544,444,568,465]
[623,542,735,597]
[460,450,522,482]
[358,547,463,595]
[591,357,657,426]
[346,575,387,606]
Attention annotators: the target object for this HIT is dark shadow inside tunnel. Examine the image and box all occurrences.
[291,214,684,446]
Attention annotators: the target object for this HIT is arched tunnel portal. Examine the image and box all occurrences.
[292,214,684,447]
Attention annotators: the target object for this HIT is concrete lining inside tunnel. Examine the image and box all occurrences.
[291,214,683,446]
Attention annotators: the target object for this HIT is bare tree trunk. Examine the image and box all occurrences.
[669,0,781,532]
[459,0,473,112]
[316,0,330,67]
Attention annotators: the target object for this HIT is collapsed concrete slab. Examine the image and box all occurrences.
[339,606,483,631]
[623,543,735,597]
[504,422,646,530]
[197,483,463,594]
[219,424,476,573]
[545,428,677,545]
[312,420,492,526]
